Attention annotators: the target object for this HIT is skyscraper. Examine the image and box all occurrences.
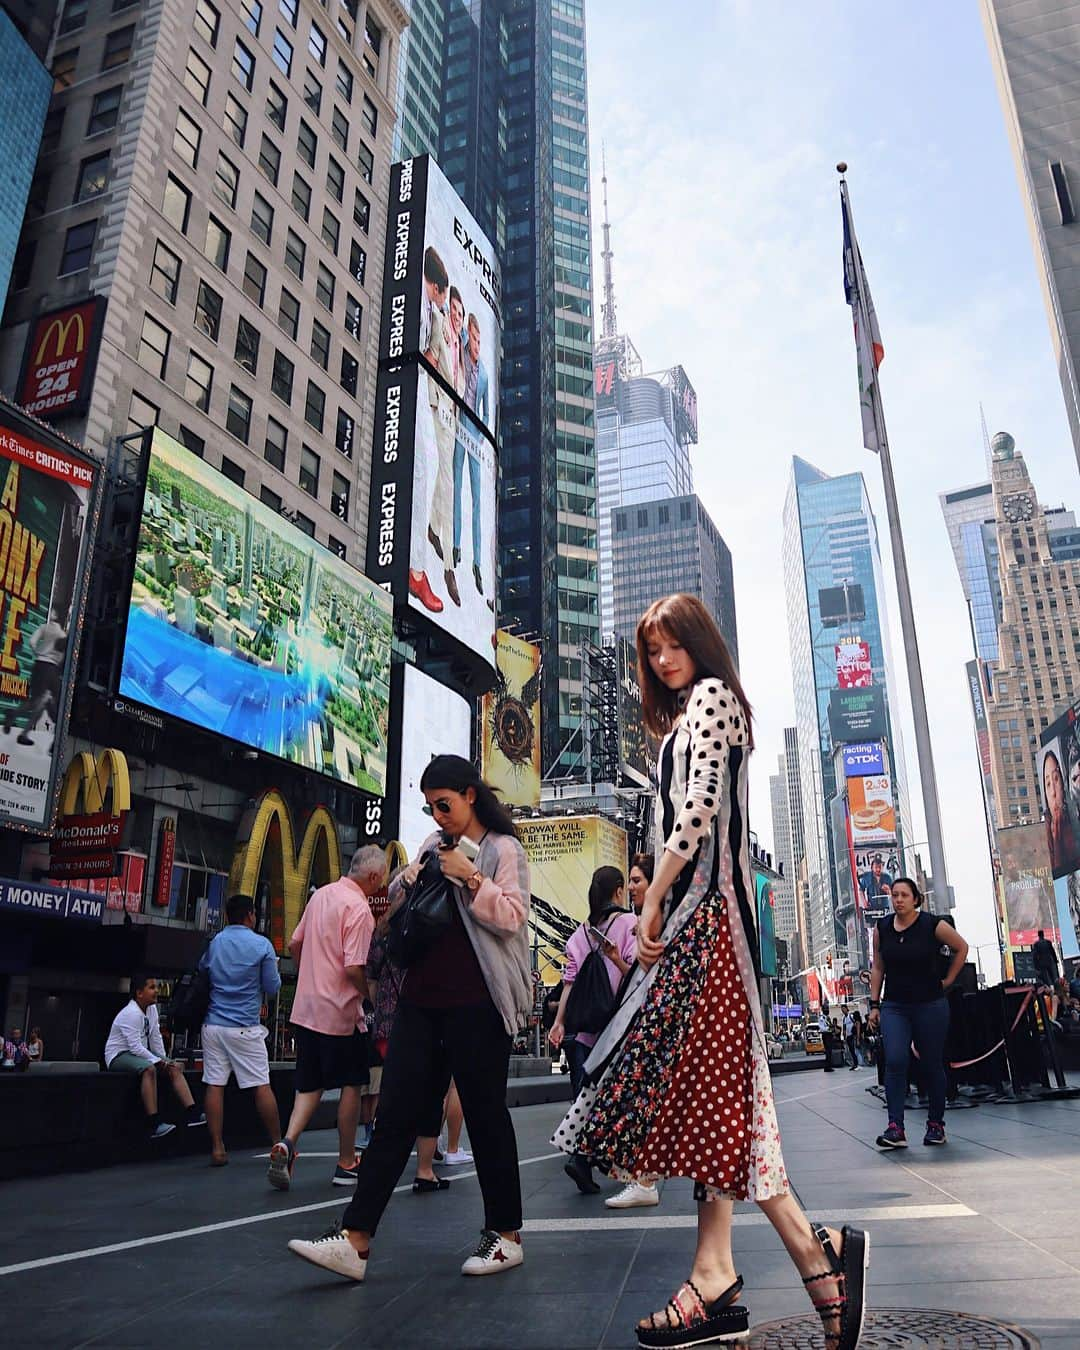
[0,7,51,312]
[980,0,1080,469]
[394,0,598,774]
[769,759,798,943]
[610,494,738,663]
[782,456,912,966]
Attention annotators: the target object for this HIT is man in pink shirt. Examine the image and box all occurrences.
[268,846,385,1190]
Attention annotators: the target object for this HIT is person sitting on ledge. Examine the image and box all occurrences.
[104,974,206,1139]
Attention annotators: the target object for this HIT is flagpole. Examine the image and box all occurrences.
[838,165,951,911]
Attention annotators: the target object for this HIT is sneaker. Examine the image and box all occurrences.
[923,1121,947,1146]
[605,1182,659,1209]
[461,1229,524,1276]
[149,1121,176,1140]
[268,1139,296,1191]
[876,1122,908,1149]
[433,1147,445,1163]
[186,1110,207,1128]
[355,1123,372,1151]
[332,1156,362,1185]
[288,1221,367,1282]
[443,1148,474,1165]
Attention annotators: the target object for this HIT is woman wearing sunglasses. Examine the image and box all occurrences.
[288,754,533,1283]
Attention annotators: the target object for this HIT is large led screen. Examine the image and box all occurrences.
[396,663,472,857]
[119,429,392,794]
[1037,702,1080,879]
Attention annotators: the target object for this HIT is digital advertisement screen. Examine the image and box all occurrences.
[997,822,1060,949]
[118,429,392,794]
[1037,703,1080,880]
[847,772,895,846]
[617,636,650,787]
[482,630,541,808]
[835,639,872,689]
[396,663,472,857]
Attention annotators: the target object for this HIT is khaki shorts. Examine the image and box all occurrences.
[365,1064,382,1096]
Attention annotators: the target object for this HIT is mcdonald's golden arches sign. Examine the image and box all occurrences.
[17,297,107,421]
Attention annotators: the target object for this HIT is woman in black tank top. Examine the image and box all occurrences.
[866,878,968,1150]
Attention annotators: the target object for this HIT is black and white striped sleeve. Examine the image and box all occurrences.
[664,679,747,859]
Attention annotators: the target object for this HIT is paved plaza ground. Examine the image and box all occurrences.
[2,1069,1078,1348]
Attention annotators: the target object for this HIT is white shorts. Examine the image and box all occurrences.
[201,1024,270,1090]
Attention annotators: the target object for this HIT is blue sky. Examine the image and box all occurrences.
[586,0,1080,966]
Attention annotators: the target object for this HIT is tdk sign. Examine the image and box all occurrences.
[842,742,885,777]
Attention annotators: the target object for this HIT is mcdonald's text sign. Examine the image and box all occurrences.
[17,298,106,420]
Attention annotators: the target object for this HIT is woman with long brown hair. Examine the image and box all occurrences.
[553,595,869,1350]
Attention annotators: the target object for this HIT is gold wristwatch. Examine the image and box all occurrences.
[465,870,483,892]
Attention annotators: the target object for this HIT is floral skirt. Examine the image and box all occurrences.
[551,891,788,1201]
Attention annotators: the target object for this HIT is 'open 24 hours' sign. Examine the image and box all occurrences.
[16,297,107,421]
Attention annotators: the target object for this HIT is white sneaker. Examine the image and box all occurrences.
[605,1182,659,1209]
[443,1148,474,1165]
[461,1229,524,1276]
[287,1223,367,1282]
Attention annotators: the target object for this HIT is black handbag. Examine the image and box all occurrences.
[387,849,456,966]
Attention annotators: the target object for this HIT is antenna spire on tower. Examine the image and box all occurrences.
[601,142,617,341]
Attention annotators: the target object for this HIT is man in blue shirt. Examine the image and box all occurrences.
[199,893,282,1165]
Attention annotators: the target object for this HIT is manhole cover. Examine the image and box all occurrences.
[749,1308,1038,1348]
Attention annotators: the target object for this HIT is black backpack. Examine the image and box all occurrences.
[170,942,212,1032]
[563,912,621,1036]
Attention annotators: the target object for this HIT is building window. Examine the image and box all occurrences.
[127,392,159,436]
[88,87,122,136]
[266,81,288,131]
[658,505,669,524]
[251,193,274,245]
[272,28,293,77]
[221,455,245,486]
[321,207,340,254]
[194,0,220,47]
[174,108,201,167]
[214,152,240,209]
[290,172,311,221]
[327,156,344,203]
[149,240,181,304]
[74,152,110,203]
[357,140,374,185]
[194,280,223,340]
[335,408,354,458]
[353,189,370,234]
[315,263,335,312]
[303,68,322,114]
[226,385,253,443]
[304,380,325,431]
[242,251,267,307]
[679,501,692,521]
[332,107,349,152]
[59,220,97,275]
[258,134,281,185]
[339,350,358,397]
[331,471,349,522]
[113,0,139,10]
[294,512,315,538]
[137,313,171,378]
[292,123,317,176]
[185,47,211,104]
[308,22,327,65]
[102,25,135,70]
[284,229,305,279]
[162,175,192,233]
[279,0,298,26]
[361,95,378,139]
[184,352,214,411]
[43,107,66,154]
[349,240,366,286]
[272,350,294,403]
[204,215,231,271]
[277,287,300,338]
[232,38,255,91]
[336,60,353,104]
[344,294,362,340]
[52,48,79,93]
[264,416,287,470]
[260,485,282,510]
[299,444,320,496]
[242,0,263,37]
[310,318,331,370]
[224,93,248,147]
[179,426,205,457]
[328,535,346,559]
[365,14,383,58]
[59,0,89,36]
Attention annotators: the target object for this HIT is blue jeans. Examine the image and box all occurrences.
[880,997,949,1128]
[565,1037,590,1099]
[452,437,482,559]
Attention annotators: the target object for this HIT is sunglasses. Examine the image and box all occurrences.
[422,797,455,816]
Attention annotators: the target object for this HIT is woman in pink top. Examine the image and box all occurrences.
[549,866,636,1195]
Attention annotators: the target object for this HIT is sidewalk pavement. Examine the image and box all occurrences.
[1,1067,1077,1348]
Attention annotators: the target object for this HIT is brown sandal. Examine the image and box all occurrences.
[636,1276,749,1348]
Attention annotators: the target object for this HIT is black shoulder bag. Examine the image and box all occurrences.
[170,939,212,1032]
[387,849,456,966]
[563,913,621,1036]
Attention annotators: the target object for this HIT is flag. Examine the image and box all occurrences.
[841,181,884,454]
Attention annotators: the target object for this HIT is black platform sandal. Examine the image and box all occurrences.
[802,1223,869,1350]
[636,1275,749,1348]
[412,1175,450,1193]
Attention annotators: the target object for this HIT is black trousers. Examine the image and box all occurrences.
[342,998,522,1236]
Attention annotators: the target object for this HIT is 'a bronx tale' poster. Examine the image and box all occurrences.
[0,409,98,829]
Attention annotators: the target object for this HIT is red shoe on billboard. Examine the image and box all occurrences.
[409,570,444,613]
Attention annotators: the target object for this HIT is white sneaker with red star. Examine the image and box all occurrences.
[460,1229,524,1276]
